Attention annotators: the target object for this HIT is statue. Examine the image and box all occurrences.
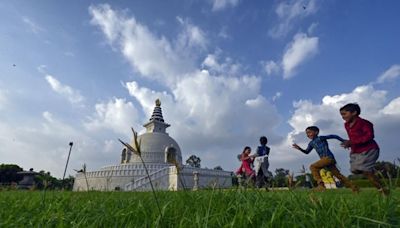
[121,148,127,164]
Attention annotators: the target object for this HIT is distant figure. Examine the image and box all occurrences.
[254,136,270,188]
[340,103,389,196]
[121,148,127,163]
[236,146,255,180]
[292,126,358,192]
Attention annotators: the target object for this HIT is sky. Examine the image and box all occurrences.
[1,0,400,178]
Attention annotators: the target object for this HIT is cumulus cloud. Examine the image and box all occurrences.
[381,97,400,115]
[264,33,318,79]
[45,75,84,104]
[0,110,123,177]
[202,53,241,75]
[84,98,141,136]
[211,0,240,11]
[282,33,319,78]
[376,64,400,83]
[176,17,208,51]
[264,60,280,76]
[275,85,400,174]
[89,4,204,86]
[269,0,317,38]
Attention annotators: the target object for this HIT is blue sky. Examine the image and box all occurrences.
[1,0,400,177]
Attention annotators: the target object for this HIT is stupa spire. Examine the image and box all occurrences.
[149,99,164,122]
[143,99,170,133]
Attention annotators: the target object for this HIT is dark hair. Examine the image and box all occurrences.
[260,136,268,145]
[340,103,361,115]
[242,146,251,154]
[305,126,319,133]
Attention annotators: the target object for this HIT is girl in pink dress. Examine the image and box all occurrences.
[236,146,255,178]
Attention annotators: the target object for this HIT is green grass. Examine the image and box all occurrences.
[0,188,399,227]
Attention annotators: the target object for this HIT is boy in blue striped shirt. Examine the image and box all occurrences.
[292,126,358,192]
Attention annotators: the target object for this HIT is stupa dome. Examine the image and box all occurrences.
[130,132,182,164]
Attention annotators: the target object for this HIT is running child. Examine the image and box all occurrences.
[236,146,256,179]
[340,103,389,195]
[292,126,358,192]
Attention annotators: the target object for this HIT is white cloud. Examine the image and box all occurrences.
[307,22,318,34]
[0,111,123,177]
[264,60,280,75]
[22,16,45,34]
[272,92,282,102]
[37,65,47,74]
[84,98,141,136]
[211,0,240,11]
[282,33,319,79]
[89,4,200,86]
[381,97,400,115]
[218,26,230,39]
[176,17,208,50]
[377,64,400,83]
[269,0,317,38]
[263,33,318,78]
[45,75,84,104]
[202,53,241,75]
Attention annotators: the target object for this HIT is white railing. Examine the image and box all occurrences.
[125,166,174,191]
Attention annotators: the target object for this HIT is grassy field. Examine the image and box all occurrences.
[0,188,399,227]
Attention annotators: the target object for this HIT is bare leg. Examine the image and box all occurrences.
[310,157,335,190]
[330,165,359,193]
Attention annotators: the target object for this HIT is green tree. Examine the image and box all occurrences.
[34,171,61,190]
[0,164,23,184]
[273,168,289,187]
[186,155,201,168]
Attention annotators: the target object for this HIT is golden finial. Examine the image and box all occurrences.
[155,99,161,107]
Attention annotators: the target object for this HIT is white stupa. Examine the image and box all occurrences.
[73,99,232,191]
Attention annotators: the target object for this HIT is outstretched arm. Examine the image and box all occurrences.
[320,134,345,142]
[292,143,312,154]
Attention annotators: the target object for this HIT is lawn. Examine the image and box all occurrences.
[0,188,399,227]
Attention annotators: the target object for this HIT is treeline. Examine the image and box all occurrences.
[0,164,74,190]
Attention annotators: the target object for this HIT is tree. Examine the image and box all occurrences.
[186,155,201,168]
[61,175,75,190]
[273,168,289,187]
[213,166,223,171]
[0,164,23,184]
